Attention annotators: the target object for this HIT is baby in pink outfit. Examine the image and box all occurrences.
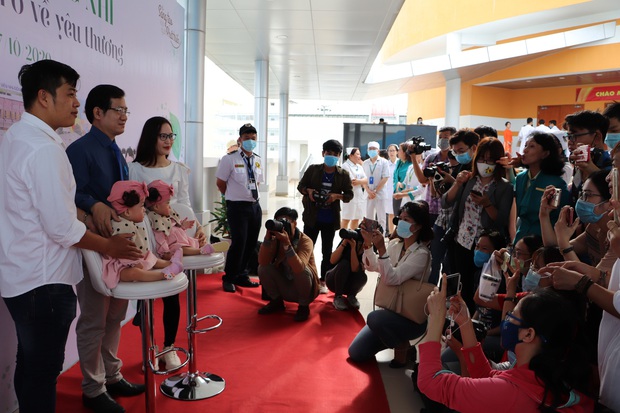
[102,180,183,289]
[145,180,229,259]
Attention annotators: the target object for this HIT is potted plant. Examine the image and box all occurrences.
[208,194,230,239]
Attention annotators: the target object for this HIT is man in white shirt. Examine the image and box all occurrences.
[0,60,140,413]
[535,118,551,133]
[516,117,536,155]
[216,123,264,293]
[362,141,391,233]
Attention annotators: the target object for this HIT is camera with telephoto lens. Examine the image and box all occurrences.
[339,228,363,242]
[407,136,432,155]
[265,218,292,235]
[313,190,330,207]
[423,161,451,181]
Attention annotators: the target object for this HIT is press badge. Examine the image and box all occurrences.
[248,182,257,190]
[369,176,374,185]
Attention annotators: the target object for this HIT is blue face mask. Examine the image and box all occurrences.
[500,314,525,352]
[473,250,491,267]
[523,268,550,292]
[396,219,413,238]
[455,151,472,165]
[523,269,540,292]
[324,155,339,167]
[605,133,620,150]
[241,139,257,152]
[368,149,378,158]
[574,199,606,224]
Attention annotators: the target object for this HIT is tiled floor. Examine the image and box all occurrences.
[263,185,424,412]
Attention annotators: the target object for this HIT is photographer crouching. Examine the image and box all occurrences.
[325,228,368,311]
[257,207,320,322]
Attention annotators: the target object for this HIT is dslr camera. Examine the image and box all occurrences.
[339,228,363,242]
[265,218,292,236]
[313,190,330,207]
[407,136,432,155]
[423,161,451,181]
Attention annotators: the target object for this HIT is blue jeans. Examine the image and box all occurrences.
[348,309,427,362]
[4,284,77,413]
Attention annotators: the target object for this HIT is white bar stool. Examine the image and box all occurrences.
[81,248,189,413]
[155,204,227,401]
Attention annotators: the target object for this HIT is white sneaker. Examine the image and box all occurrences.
[319,281,328,294]
[333,296,348,311]
[161,345,182,369]
[347,295,360,309]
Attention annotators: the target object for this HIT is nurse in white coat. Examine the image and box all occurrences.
[341,147,367,230]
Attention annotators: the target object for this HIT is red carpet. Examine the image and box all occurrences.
[57,273,390,413]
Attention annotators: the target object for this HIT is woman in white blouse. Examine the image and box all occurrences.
[340,147,368,230]
[129,116,206,370]
[348,201,433,367]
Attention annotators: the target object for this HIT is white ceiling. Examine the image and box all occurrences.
[204,0,405,101]
[204,0,620,102]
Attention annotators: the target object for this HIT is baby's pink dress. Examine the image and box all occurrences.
[102,217,158,288]
[147,209,199,257]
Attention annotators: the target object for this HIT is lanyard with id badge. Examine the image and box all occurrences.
[242,154,259,200]
[369,162,377,186]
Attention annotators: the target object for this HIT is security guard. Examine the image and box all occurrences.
[216,123,264,292]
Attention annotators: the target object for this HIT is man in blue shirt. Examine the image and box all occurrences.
[66,85,143,413]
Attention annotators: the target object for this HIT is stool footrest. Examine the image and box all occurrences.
[153,346,190,376]
[191,314,223,334]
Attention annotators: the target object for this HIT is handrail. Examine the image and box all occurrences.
[299,154,315,179]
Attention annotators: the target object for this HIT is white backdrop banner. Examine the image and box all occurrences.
[0,1,184,412]
[0,0,185,161]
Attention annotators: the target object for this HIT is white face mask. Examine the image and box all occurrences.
[477,162,496,178]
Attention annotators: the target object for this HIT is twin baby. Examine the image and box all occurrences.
[102,180,228,288]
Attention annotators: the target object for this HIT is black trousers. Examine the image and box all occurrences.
[448,241,476,314]
[223,200,262,283]
[325,259,368,297]
[303,221,336,281]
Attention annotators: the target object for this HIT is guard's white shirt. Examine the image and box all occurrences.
[0,113,85,298]
[363,157,391,199]
[216,150,264,202]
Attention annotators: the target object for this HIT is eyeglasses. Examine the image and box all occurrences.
[158,133,177,141]
[578,190,603,201]
[451,149,469,156]
[505,311,526,327]
[512,249,531,260]
[566,131,593,142]
[109,107,130,116]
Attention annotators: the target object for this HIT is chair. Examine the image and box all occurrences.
[149,203,226,400]
[81,244,189,413]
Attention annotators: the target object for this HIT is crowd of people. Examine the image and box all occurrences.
[4,57,620,413]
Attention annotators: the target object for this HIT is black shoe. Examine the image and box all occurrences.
[258,299,285,315]
[223,281,236,293]
[294,305,310,322]
[106,378,145,397]
[82,392,125,413]
[234,277,259,288]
